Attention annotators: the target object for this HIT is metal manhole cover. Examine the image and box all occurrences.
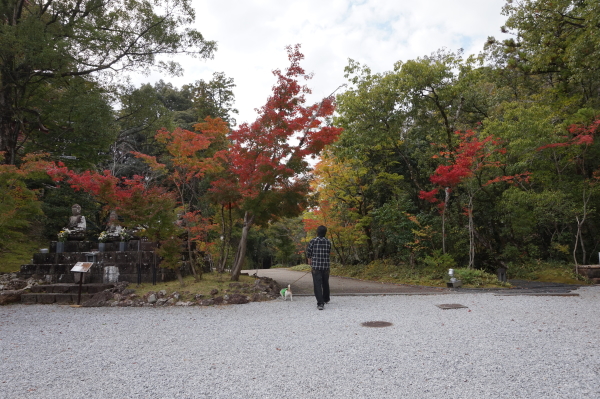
[436,304,468,310]
[361,321,393,328]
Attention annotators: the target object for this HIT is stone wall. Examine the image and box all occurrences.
[19,240,187,284]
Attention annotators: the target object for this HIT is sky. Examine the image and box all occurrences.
[133,0,510,126]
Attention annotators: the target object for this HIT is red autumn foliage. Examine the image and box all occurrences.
[419,130,522,206]
[537,118,600,151]
[46,164,175,224]
[211,44,343,215]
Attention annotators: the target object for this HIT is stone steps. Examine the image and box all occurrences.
[30,283,114,294]
[22,293,93,304]
[21,283,114,304]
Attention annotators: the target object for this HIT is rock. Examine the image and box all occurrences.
[0,290,22,305]
[121,289,135,296]
[172,292,180,300]
[82,291,113,307]
[213,296,224,305]
[6,280,27,291]
[227,294,250,304]
[194,294,204,300]
[158,290,167,298]
[198,298,214,306]
[156,298,168,306]
[175,301,193,306]
[229,282,241,289]
[147,294,157,304]
[24,278,37,290]
[251,293,266,302]
[166,298,176,305]
[209,288,219,296]
[253,276,281,298]
[109,281,130,293]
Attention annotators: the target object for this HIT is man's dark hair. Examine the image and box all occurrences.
[317,225,327,237]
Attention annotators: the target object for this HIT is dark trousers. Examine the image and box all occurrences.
[311,268,330,305]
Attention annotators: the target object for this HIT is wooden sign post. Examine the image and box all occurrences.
[70,262,93,305]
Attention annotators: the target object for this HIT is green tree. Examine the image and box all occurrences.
[0,0,215,164]
[501,0,600,107]
[0,153,49,249]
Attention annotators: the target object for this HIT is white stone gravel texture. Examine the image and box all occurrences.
[1,287,599,399]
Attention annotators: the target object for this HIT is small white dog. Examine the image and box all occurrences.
[280,284,293,301]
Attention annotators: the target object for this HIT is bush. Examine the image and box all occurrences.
[422,250,457,279]
[453,268,502,287]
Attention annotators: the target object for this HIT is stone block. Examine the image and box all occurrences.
[103,266,119,284]
[33,253,54,264]
[55,294,74,304]
[68,285,80,293]
[118,264,137,274]
[20,264,38,274]
[51,265,69,274]
[577,265,600,280]
[30,285,46,293]
[72,272,88,284]
[446,280,463,288]
[21,294,37,304]
[37,294,56,304]
[51,285,71,293]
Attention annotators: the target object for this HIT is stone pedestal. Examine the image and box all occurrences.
[103,266,120,283]
[446,280,462,288]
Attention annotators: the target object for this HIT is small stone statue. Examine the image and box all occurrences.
[104,210,123,241]
[66,204,86,240]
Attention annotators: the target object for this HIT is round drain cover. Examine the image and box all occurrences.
[361,321,393,328]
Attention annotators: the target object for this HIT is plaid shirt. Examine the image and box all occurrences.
[306,237,332,270]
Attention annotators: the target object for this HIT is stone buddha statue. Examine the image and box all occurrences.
[104,210,123,241]
[66,204,86,240]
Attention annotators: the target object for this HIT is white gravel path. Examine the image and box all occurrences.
[1,286,599,399]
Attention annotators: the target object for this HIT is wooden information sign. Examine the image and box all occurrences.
[70,262,93,273]
[70,262,94,305]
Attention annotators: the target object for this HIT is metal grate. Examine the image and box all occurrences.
[436,303,468,310]
[361,321,393,328]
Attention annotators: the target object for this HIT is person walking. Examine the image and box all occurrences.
[306,225,332,310]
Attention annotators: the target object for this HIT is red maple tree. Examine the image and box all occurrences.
[133,117,228,280]
[213,44,343,280]
[419,130,529,266]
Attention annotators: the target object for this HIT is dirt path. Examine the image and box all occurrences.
[242,269,584,296]
[242,268,447,295]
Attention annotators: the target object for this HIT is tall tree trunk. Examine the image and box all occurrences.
[176,269,185,287]
[0,82,17,165]
[186,238,200,281]
[230,211,254,281]
[442,187,450,254]
[177,189,199,281]
[217,204,233,273]
[573,187,591,272]
[468,194,475,269]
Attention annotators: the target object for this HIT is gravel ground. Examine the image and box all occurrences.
[1,287,599,399]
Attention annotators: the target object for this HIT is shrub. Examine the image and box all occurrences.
[454,268,502,287]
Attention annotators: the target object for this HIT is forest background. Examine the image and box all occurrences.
[1,0,597,286]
